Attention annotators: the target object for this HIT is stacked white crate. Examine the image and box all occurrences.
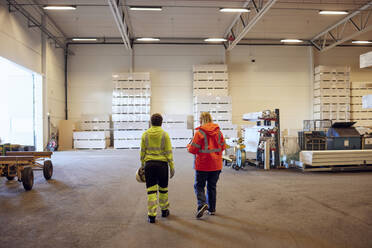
[313,66,351,122]
[112,73,151,149]
[163,114,192,148]
[193,65,237,138]
[74,114,110,149]
[350,82,372,127]
[193,64,229,96]
[73,131,109,149]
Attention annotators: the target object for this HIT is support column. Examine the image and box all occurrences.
[41,15,48,150]
[308,46,314,120]
[129,46,134,73]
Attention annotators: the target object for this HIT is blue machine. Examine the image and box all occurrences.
[326,122,361,150]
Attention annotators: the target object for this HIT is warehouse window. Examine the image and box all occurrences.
[0,56,43,151]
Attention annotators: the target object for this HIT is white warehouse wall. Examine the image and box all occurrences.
[0,2,42,74]
[134,45,225,115]
[46,41,65,126]
[0,2,65,146]
[68,44,312,131]
[67,45,131,121]
[67,44,224,122]
[227,46,312,131]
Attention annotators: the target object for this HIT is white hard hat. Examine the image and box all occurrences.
[136,167,146,183]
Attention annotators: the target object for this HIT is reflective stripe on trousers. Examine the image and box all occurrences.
[147,185,158,217]
[158,186,169,210]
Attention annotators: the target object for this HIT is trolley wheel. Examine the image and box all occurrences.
[241,151,246,167]
[236,149,242,168]
[22,167,34,191]
[6,176,15,180]
[43,160,53,180]
[235,165,240,171]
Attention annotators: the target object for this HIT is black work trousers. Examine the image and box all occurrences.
[144,160,168,189]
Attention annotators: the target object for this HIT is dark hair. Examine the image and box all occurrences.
[151,113,163,126]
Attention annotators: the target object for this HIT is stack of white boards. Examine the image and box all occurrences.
[73,131,109,149]
[350,82,372,127]
[112,73,151,149]
[313,65,350,122]
[192,65,237,139]
[74,114,110,149]
[162,114,192,148]
[79,114,110,135]
[193,64,228,96]
[193,95,237,138]
[300,150,372,171]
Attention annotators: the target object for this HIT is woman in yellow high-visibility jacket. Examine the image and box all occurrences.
[140,113,175,223]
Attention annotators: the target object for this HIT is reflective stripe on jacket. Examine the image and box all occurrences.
[140,126,174,169]
[187,123,226,171]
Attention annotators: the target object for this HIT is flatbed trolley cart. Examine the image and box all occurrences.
[0,156,35,190]
[6,152,53,181]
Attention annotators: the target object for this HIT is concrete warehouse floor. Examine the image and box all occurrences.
[0,150,371,248]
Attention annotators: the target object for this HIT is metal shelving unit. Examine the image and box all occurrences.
[243,109,281,168]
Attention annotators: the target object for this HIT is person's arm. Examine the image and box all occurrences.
[187,132,202,154]
[220,131,226,152]
[164,132,174,170]
[140,133,146,167]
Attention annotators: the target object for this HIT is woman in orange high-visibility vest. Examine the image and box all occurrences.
[187,112,226,218]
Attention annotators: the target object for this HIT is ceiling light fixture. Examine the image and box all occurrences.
[43,5,76,10]
[319,10,348,15]
[352,40,372,44]
[72,38,98,41]
[136,38,160,41]
[204,38,227,42]
[129,6,162,11]
[220,8,250,13]
[280,39,303,43]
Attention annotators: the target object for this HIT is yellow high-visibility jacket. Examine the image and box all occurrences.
[140,126,174,169]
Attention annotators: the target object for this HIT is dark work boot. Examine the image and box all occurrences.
[148,216,156,223]
[161,209,170,217]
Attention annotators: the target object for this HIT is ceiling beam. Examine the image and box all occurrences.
[311,1,372,52]
[107,0,131,50]
[224,0,277,51]
[121,0,134,38]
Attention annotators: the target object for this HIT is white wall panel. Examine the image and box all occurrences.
[68,44,372,133]
[134,45,224,115]
[0,2,41,73]
[68,45,131,121]
[46,41,65,126]
[228,46,312,131]
[68,44,224,121]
